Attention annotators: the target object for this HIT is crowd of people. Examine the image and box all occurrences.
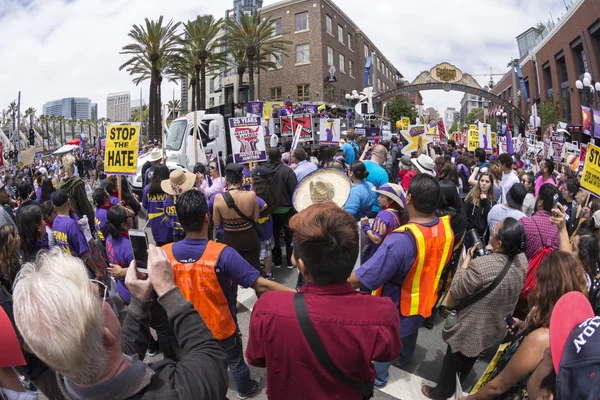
[0,129,599,400]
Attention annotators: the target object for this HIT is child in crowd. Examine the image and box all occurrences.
[93,188,111,245]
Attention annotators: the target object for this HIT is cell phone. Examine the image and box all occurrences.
[505,314,515,328]
[128,229,149,274]
[553,193,560,216]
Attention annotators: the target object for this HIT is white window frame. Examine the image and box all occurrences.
[348,32,353,50]
[327,46,334,66]
[272,19,282,36]
[364,44,369,59]
[326,15,332,35]
[296,44,310,64]
[338,25,344,44]
[295,12,309,32]
[339,53,345,73]
[349,60,354,77]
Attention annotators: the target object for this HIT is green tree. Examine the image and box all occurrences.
[166,99,181,119]
[182,15,224,111]
[538,97,562,132]
[24,107,36,129]
[8,102,17,132]
[388,97,417,131]
[224,13,291,102]
[120,17,181,141]
[465,108,481,126]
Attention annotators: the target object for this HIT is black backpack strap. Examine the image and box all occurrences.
[453,255,514,311]
[294,292,374,399]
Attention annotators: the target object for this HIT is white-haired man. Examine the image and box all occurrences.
[12,246,228,399]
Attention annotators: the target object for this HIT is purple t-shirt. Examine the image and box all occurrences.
[164,196,184,237]
[106,234,134,304]
[257,197,273,242]
[142,184,173,244]
[356,219,442,337]
[208,193,224,236]
[52,215,90,257]
[95,208,108,242]
[242,168,252,191]
[109,195,120,206]
[35,187,42,201]
[171,238,259,323]
[365,208,401,258]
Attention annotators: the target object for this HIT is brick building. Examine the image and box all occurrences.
[257,0,403,105]
[490,0,600,138]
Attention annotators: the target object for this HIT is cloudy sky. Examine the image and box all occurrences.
[0,0,570,118]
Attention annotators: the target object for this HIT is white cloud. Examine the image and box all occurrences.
[0,0,569,119]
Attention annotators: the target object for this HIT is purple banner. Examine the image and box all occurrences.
[303,104,319,115]
[356,127,381,139]
[247,102,263,116]
[594,109,600,139]
[582,106,592,136]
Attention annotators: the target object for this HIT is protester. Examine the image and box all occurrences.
[411,154,436,177]
[15,183,38,222]
[213,163,261,272]
[534,158,556,196]
[60,154,95,232]
[560,178,579,233]
[464,171,495,248]
[362,144,390,213]
[93,188,111,244]
[264,147,297,269]
[162,170,196,243]
[423,217,528,399]
[246,202,401,399]
[344,161,376,220]
[521,183,560,261]
[142,164,172,246]
[341,129,361,165]
[39,178,55,204]
[361,183,407,262]
[52,190,102,279]
[0,182,15,224]
[389,136,402,184]
[520,172,535,216]
[497,154,519,204]
[198,158,226,199]
[349,174,454,386]
[163,189,294,399]
[104,176,121,206]
[487,183,526,234]
[12,246,229,399]
[104,205,134,306]
[142,149,163,188]
[292,148,317,182]
[41,200,56,249]
[18,205,49,262]
[251,167,277,280]
[399,155,416,191]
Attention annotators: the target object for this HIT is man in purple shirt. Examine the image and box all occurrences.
[164,190,294,399]
[292,148,317,182]
[52,190,102,279]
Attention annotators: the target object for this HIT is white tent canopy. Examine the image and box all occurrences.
[52,144,78,155]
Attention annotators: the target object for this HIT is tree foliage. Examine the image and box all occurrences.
[465,108,481,126]
[388,97,417,131]
[538,97,562,132]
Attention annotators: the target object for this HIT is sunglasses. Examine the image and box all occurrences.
[91,279,108,309]
[209,166,216,170]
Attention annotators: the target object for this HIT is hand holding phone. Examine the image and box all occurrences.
[129,229,149,274]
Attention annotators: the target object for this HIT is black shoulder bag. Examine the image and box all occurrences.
[222,191,264,237]
[294,292,374,399]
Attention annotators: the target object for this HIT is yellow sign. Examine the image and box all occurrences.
[580,144,600,197]
[400,129,432,155]
[263,102,284,119]
[401,117,410,131]
[491,131,497,148]
[468,128,479,151]
[105,124,140,175]
[430,62,463,84]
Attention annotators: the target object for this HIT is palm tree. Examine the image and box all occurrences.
[57,115,66,146]
[166,99,181,118]
[222,45,248,104]
[120,17,181,141]
[172,55,197,111]
[8,102,17,133]
[224,13,291,102]
[68,118,77,140]
[24,107,36,130]
[182,15,223,111]
[50,115,57,149]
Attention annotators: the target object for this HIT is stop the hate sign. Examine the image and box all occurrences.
[105,123,140,175]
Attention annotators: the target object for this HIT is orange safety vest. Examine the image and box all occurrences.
[372,215,454,318]
[162,241,237,340]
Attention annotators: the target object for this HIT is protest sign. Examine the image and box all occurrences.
[262,102,283,119]
[293,115,313,142]
[281,117,293,135]
[229,117,267,165]
[319,118,341,145]
[105,124,140,175]
[247,101,263,116]
[551,136,565,163]
[401,127,432,155]
[356,127,381,139]
[468,127,479,151]
[581,144,588,163]
[580,144,600,197]
[582,106,592,136]
[594,109,600,139]
[408,125,426,137]
[401,117,410,131]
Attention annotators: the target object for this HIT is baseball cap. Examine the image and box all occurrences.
[0,307,26,367]
[506,183,527,210]
[550,291,600,399]
[53,190,70,207]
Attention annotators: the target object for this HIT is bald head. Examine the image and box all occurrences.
[371,145,388,165]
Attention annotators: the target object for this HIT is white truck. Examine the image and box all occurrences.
[129,111,230,197]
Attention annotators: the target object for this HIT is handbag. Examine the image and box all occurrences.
[294,292,374,399]
[445,255,514,328]
[222,191,264,238]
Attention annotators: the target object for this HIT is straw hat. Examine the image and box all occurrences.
[373,183,406,208]
[161,169,196,196]
[292,168,351,212]
[148,149,163,163]
[411,154,436,177]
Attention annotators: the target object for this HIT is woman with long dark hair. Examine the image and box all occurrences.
[520,172,535,217]
[344,161,376,220]
[40,178,55,203]
[251,167,278,280]
[142,164,172,246]
[18,205,49,262]
[463,171,495,248]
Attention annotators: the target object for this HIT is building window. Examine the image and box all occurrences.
[327,46,334,66]
[338,25,344,43]
[378,78,381,91]
[377,58,381,71]
[272,19,282,36]
[270,87,282,101]
[341,89,347,101]
[296,44,310,64]
[326,15,332,34]
[348,33,353,50]
[209,97,215,107]
[209,78,215,94]
[556,54,568,83]
[562,86,571,122]
[339,54,345,73]
[328,86,335,101]
[349,60,354,77]
[592,25,600,71]
[543,62,553,97]
[295,12,308,32]
[364,44,369,59]
[572,43,588,78]
[270,52,283,69]
[297,84,310,101]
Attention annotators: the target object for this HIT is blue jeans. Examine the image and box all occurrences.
[220,333,253,396]
[374,329,419,387]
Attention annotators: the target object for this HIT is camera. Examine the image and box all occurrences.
[467,228,486,259]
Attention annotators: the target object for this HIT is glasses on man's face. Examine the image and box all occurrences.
[209,166,216,170]
[91,279,108,309]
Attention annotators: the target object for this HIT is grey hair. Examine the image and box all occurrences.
[12,248,108,385]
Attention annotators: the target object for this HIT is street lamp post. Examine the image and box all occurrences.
[496,108,508,134]
[575,72,600,144]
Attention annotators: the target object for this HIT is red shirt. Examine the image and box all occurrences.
[245,282,401,400]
